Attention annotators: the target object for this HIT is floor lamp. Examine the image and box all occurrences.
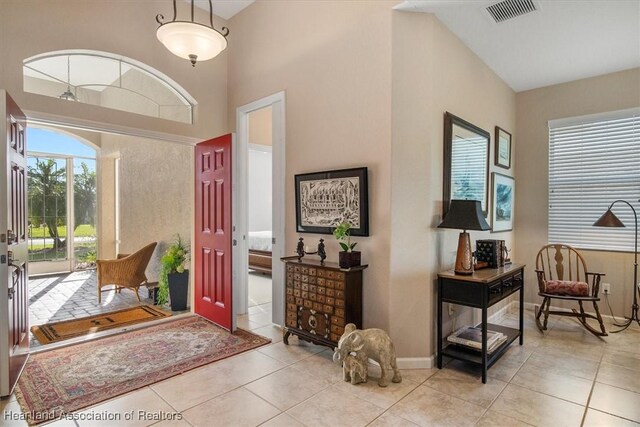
[593,199,639,332]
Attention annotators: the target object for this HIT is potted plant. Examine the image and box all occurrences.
[333,222,361,268]
[156,235,190,311]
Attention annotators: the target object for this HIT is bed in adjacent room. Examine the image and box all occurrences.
[248,230,272,274]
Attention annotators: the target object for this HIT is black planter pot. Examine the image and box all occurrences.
[338,251,361,269]
[168,271,189,311]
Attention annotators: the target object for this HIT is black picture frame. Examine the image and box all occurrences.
[494,126,512,169]
[295,167,369,236]
[443,112,490,218]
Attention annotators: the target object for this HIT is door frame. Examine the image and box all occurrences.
[235,91,286,326]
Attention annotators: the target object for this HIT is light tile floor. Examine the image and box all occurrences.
[29,270,154,349]
[248,272,272,308]
[2,308,640,426]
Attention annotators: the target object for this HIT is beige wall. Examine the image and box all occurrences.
[228,0,395,332]
[248,106,273,146]
[100,133,194,283]
[0,0,228,139]
[390,13,516,357]
[516,68,640,315]
[98,153,116,260]
[229,2,516,359]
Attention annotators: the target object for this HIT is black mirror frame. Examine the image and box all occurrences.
[443,112,491,218]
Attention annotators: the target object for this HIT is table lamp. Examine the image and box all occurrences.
[438,200,491,275]
[593,199,639,332]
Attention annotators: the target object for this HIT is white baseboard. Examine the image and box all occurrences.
[396,356,435,369]
[524,301,618,322]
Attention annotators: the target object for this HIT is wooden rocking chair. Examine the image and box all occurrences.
[97,242,157,303]
[535,244,607,337]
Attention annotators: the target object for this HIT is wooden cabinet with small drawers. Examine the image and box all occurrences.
[281,256,367,348]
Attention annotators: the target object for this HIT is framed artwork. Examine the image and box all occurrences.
[494,126,512,169]
[295,167,369,236]
[491,172,515,232]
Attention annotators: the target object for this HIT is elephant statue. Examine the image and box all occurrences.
[342,353,368,385]
[333,323,402,387]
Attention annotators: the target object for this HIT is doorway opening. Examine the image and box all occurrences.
[246,108,273,323]
[235,92,285,335]
[27,127,98,275]
[26,125,194,350]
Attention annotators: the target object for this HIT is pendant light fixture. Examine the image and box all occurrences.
[156,0,229,67]
[58,55,76,101]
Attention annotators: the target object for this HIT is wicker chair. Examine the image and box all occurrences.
[535,244,607,337]
[97,242,157,303]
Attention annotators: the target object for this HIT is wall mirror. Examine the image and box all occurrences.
[443,112,490,217]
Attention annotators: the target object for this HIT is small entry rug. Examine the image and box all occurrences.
[30,305,171,345]
[16,316,271,425]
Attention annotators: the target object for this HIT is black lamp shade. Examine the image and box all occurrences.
[438,200,491,231]
[593,209,626,228]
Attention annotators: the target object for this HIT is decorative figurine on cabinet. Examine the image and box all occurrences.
[502,245,512,264]
[317,238,327,264]
[333,323,402,387]
[296,237,305,261]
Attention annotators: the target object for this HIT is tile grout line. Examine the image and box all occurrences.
[471,347,534,426]
[362,376,435,427]
[241,386,287,420]
[146,385,192,426]
[363,387,421,427]
[282,382,345,426]
[167,346,320,414]
[170,367,291,413]
[579,342,606,427]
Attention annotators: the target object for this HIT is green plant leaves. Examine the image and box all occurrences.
[157,234,190,306]
[334,221,357,252]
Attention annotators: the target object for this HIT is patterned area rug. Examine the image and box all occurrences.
[30,305,171,344]
[15,316,271,425]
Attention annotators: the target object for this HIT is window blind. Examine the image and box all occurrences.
[548,108,640,252]
[451,136,487,211]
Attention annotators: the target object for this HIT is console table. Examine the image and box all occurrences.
[281,256,367,349]
[437,263,525,383]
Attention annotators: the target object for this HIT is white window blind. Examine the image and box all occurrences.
[451,136,488,211]
[548,107,640,252]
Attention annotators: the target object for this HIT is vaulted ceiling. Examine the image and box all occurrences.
[395,0,640,92]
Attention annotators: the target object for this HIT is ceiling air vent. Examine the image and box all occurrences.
[486,0,539,23]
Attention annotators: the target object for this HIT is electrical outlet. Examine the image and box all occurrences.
[602,283,611,294]
[448,304,455,316]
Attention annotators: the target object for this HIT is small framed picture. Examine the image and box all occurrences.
[495,126,512,169]
[295,167,369,236]
[491,172,515,233]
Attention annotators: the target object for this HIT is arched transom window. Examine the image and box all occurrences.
[23,50,195,124]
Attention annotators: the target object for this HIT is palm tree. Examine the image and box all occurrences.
[28,158,66,249]
[74,162,96,227]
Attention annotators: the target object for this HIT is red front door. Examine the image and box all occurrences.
[194,134,233,330]
[1,91,29,397]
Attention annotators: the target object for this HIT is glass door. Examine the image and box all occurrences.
[27,156,69,272]
[73,158,97,269]
[27,155,97,274]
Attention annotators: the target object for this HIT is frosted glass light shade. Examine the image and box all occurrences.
[156,22,227,63]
